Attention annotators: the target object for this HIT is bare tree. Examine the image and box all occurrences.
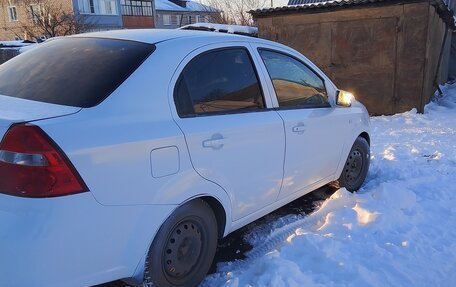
[200,0,268,26]
[5,0,96,41]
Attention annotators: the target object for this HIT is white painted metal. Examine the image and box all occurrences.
[0,95,80,122]
[249,42,358,199]
[168,42,285,221]
[0,192,176,287]
[0,29,370,286]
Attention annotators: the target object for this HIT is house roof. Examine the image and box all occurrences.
[155,0,217,12]
[250,0,455,28]
[155,0,186,11]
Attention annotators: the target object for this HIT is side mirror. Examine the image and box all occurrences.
[336,90,354,107]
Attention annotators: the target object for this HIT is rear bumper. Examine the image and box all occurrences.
[0,192,176,287]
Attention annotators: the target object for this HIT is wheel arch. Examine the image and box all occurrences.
[359,131,370,146]
[335,129,370,180]
[199,196,227,239]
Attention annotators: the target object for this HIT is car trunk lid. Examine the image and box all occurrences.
[0,95,81,140]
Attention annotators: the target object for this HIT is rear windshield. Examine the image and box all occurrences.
[0,37,155,107]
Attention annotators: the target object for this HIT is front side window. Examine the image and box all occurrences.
[7,6,17,21]
[174,48,265,117]
[259,49,329,109]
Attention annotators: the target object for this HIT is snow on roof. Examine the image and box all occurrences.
[155,0,186,11]
[185,1,218,12]
[0,40,35,48]
[155,0,217,12]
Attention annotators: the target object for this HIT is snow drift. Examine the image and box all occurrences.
[202,83,456,287]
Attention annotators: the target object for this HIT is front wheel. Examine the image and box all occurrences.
[144,199,218,287]
[338,136,370,192]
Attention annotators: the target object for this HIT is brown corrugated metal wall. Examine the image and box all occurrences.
[254,2,451,115]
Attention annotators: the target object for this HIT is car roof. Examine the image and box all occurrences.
[70,29,262,45]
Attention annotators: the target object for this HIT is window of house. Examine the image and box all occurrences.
[121,0,152,16]
[174,48,265,117]
[141,1,152,16]
[78,0,118,15]
[197,15,209,23]
[187,15,193,24]
[259,49,329,109]
[100,0,116,14]
[7,6,18,21]
[163,14,171,25]
[30,4,43,24]
[78,0,92,14]
[171,14,181,26]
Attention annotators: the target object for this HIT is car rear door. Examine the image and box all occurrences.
[169,43,285,221]
[252,44,352,200]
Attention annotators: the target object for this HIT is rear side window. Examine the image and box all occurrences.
[174,48,265,117]
[0,37,155,108]
[259,49,329,109]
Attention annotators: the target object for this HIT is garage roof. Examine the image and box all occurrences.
[250,0,454,28]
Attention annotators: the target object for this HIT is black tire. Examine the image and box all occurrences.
[144,199,217,287]
[338,136,370,192]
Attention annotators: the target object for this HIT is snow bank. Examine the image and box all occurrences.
[202,83,456,287]
[0,40,34,48]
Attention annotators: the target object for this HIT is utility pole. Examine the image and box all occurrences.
[271,0,274,7]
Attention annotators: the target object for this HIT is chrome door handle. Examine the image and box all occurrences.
[292,125,306,133]
[202,134,225,150]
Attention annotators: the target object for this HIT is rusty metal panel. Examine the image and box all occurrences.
[394,3,428,113]
[329,18,397,115]
[255,2,449,115]
[422,5,449,110]
[276,22,332,71]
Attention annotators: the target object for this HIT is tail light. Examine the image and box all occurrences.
[0,124,88,198]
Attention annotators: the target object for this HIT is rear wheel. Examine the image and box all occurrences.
[144,199,217,287]
[338,136,370,192]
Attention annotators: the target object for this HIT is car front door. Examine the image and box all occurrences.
[253,46,352,200]
[170,44,285,221]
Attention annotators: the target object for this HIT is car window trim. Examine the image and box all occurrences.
[174,46,268,119]
[257,48,331,110]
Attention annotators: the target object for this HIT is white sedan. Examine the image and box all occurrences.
[0,29,370,287]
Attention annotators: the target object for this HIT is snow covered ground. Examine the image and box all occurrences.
[202,83,456,287]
